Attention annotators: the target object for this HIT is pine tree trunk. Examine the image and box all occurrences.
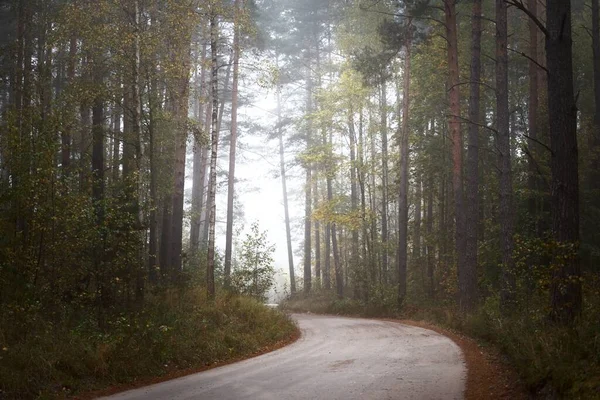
[414,176,421,260]
[380,80,389,285]
[332,222,343,298]
[546,0,581,324]
[348,109,360,299]
[527,0,539,233]
[463,0,481,311]
[277,83,296,295]
[62,34,76,172]
[591,0,600,192]
[496,0,516,309]
[224,0,242,287]
[313,177,321,287]
[444,0,467,304]
[303,60,313,295]
[207,14,219,299]
[358,110,370,299]
[200,102,212,246]
[398,27,411,304]
[190,41,208,258]
[426,162,435,297]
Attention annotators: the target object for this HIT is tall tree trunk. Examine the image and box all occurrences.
[332,222,343,298]
[148,86,158,284]
[380,79,389,285]
[200,102,212,246]
[207,14,219,299]
[224,0,242,287]
[463,0,481,311]
[303,61,313,295]
[369,107,379,286]
[397,25,411,305]
[444,0,466,303]
[313,177,321,286]
[326,125,339,295]
[497,0,516,309]
[527,0,539,232]
[358,110,370,298]
[91,51,106,328]
[62,34,76,172]
[277,84,296,295]
[426,160,435,297]
[546,0,581,324]
[190,41,208,258]
[414,175,422,259]
[169,54,191,282]
[591,0,600,193]
[348,109,360,299]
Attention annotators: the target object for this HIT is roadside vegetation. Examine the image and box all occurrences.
[0,286,296,399]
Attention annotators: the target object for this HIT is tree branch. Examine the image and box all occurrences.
[505,0,549,37]
[520,133,553,154]
[447,114,499,135]
[447,80,496,93]
[507,47,548,72]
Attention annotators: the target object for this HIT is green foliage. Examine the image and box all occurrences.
[230,222,276,302]
[0,289,297,400]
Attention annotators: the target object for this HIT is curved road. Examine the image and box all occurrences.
[101,314,466,400]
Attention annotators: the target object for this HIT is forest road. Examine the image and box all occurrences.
[100,313,466,400]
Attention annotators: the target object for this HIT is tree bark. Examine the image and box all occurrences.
[303,57,313,295]
[591,0,600,193]
[313,176,321,287]
[380,79,389,285]
[332,222,343,298]
[527,0,539,233]
[546,0,581,324]
[444,0,466,304]
[277,83,296,295]
[348,109,360,298]
[463,0,482,311]
[190,41,208,258]
[224,0,242,287]
[496,0,516,309]
[398,25,411,305]
[207,14,219,299]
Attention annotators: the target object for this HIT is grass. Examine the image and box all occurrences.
[0,290,298,399]
[283,290,600,399]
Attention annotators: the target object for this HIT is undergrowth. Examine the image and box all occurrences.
[0,290,297,399]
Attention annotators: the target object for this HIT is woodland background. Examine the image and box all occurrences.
[0,0,599,398]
